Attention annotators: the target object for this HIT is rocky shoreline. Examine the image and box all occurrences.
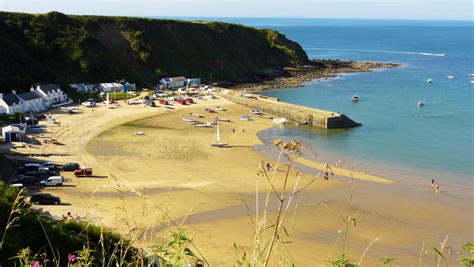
[229,59,400,92]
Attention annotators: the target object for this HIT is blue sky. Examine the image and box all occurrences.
[0,0,472,20]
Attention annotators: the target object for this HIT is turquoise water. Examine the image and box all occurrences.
[254,20,474,182]
[156,17,473,183]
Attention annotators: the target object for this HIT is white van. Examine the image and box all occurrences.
[40,176,64,186]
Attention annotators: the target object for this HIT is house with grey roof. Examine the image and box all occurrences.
[159,76,187,90]
[34,83,68,107]
[17,90,46,113]
[0,91,25,115]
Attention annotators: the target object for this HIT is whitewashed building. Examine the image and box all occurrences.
[159,76,187,90]
[0,91,25,115]
[34,84,68,107]
[17,91,46,113]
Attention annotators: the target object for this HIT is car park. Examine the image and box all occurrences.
[30,193,61,205]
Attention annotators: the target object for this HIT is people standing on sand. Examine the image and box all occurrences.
[432,178,435,187]
[232,128,235,134]
[242,128,245,133]
[435,183,440,193]
[266,162,271,171]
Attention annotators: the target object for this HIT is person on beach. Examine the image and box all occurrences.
[232,128,235,134]
[266,162,271,171]
[242,128,245,133]
[432,178,435,187]
[435,183,440,193]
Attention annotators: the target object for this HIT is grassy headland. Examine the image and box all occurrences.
[0,11,309,91]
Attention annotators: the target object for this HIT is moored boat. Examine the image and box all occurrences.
[240,115,251,121]
[272,117,289,124]
[251,109,262,115]
[352,95,360,102]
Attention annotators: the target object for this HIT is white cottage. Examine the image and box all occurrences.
[34,84,68,107]
[17,91,45,113]
[0,91,25,115]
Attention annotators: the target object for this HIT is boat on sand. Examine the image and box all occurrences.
[273,118,289,124]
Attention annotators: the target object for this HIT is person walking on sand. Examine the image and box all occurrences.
[266,162,271,171]
[435,183,440,193]
[432,178,435,187]
[232,128,235,134]
[242,128,245,133]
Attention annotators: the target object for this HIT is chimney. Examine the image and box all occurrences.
[11,90,16,94]
[31,86,35,92]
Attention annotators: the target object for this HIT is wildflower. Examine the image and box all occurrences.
[31,261,40,267]
[68,253,77,263]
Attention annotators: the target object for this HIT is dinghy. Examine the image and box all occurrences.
[272,118,289,124]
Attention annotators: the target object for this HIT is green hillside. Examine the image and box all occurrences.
[0,11,309,91]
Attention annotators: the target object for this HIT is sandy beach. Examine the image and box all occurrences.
[8,96,473,266]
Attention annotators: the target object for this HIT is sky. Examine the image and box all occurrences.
[0,0,472,21]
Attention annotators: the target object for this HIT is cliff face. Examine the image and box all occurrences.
[0,11,309,91]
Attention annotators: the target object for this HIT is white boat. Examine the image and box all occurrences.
[182,117,195,122]
[217,118,231,122]
[191,113,204,118]
[427,79,433,84]
[447,75,454,79]
[216,106,226,111]
[469,74,474,78]
[81,99,96,107]
[240,115,251,121]
[352,95,360,102]
[134,131,145,136]
[206,121,217,126]
[251,109,262,115]
[295,120,308,126]
[193,123,212,128]
[273,118,289,124]
[211,124,228,148]
[417,101,425,107]
[471,81,474,84]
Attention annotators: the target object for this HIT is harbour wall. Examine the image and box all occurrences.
[219,90,361,129]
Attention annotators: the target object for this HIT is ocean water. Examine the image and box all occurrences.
[156,17,473,184]
[252,19,474,183]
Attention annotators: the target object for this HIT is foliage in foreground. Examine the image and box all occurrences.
[0,182,137,266]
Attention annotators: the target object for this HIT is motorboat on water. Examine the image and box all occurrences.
[240,115,251,121]
[469,74,474,78]
[272,118,289,124]
[417,101,425,107]
[251,109,262,115]
[447,75,454,79]
[352,95,360,102]
[427,79,433,84]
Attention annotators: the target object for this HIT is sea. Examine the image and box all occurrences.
[157,17,474,186]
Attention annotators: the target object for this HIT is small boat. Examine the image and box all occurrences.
[427,79,433,84]
[470,81,474,84]
[417,101,425,107]
[204,108,216,113]
[469,74,474,78]
[217,118,231,122]
[216,106,226,111]
[447,75,454,79]
[240,115,251,121]
[211,124,228,148]
[251,109,262,115]
[191,113,204,118]
[273,118,289,124]
[182,117,195,122]
[134,131,145,136]
[352,95,360,102]
[193,123,212,128]
[206,121,217,126]
[295,120,308,126]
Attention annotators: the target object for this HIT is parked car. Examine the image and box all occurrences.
[30,193,61,205]
[40,176,64,186]
[60,163,80,171]
[42,162,56,169]
[12,175,37,186]
[74,167,93,177]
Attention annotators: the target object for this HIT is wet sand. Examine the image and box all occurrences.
[11,97,473,266]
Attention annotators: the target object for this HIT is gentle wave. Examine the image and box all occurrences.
[305,47,446,57]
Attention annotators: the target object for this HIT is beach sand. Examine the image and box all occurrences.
[11,97,473,266]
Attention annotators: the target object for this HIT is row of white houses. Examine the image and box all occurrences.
[69,82,136,93]
[0,84,68,115]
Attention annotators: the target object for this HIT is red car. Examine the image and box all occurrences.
[176,99,187,105]
[159,99,169,105]
[74,167,93,177]
[185,98,194,104]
